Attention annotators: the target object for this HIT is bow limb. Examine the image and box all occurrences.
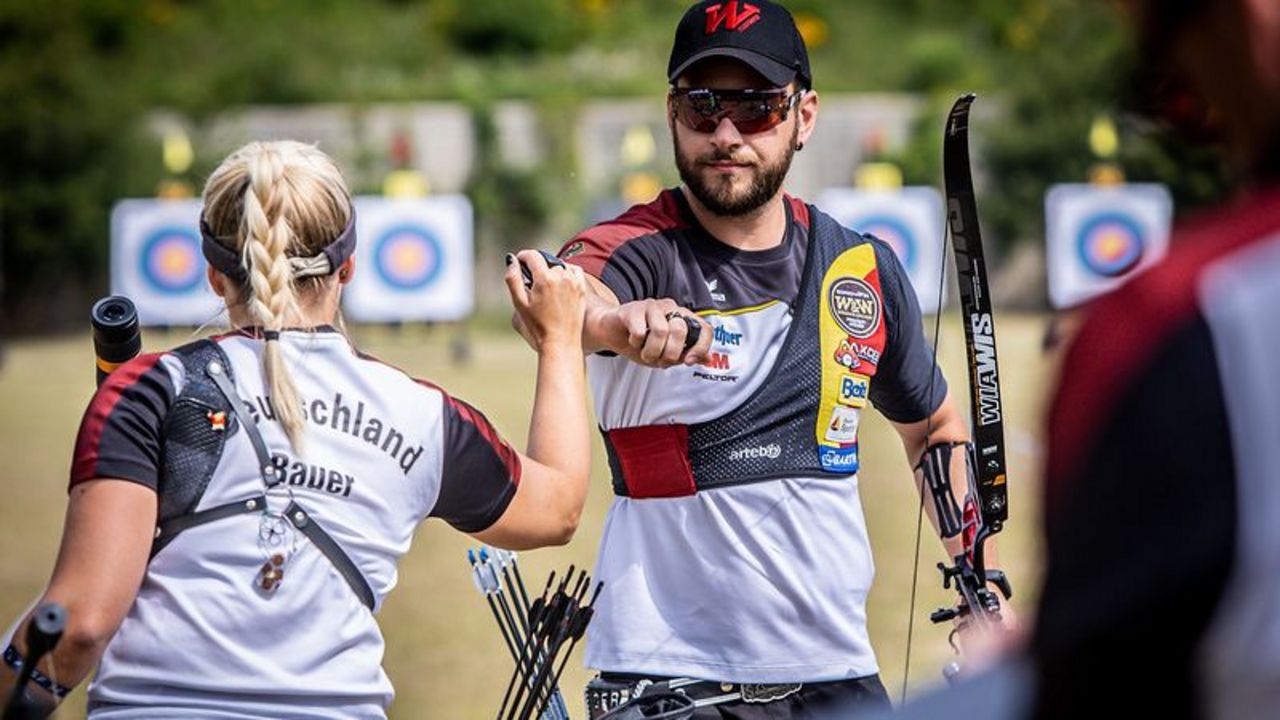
[903,94,1014,696]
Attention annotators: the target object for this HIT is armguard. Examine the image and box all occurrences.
[916,441,978,539]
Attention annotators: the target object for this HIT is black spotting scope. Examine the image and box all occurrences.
[91,296,141,387]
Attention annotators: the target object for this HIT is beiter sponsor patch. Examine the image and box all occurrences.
[838,373,870,407]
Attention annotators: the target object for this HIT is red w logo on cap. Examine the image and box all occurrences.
[705,1,761,34]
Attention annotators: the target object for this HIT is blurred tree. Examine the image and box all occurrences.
[890,0,1231,256]
[0,2,155,330]
[464,99,555,255]
[429,0,580,56]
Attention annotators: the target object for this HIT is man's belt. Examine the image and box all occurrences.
[585,674,803,718]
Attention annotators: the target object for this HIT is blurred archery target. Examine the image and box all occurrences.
[1075,213,1145,278]
[139,227,204,294]
[372,224,443,291]
[344,196,474,322]
[1046,184,1172,309]
[853,215,917,274]
[112,199,222,326]
[814,186,946,314]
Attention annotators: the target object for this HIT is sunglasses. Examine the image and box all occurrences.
[670,87,802,134]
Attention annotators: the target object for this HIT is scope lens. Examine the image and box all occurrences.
[101,301,127,322]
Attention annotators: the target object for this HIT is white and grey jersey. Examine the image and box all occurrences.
[559,188,944,683]
[68,327,521,718]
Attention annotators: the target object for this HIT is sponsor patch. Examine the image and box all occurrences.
[828,278,881,339]
[852,342,881,366]
[712,325,742,346]
[824,406,860,444]
[819,445,859,473]
[562,241,586,259]
[833,339,860,370]
[730,443,782,462]
[700,351,731,371]
[838,373,871,407]
[692,371,738,383]
[833,339,882,371]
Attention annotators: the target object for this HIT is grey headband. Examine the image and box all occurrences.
[200,207,357,284]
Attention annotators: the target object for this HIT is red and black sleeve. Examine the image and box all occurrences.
[70,353,175,492]
[429,393,523,533]
[558,190,686,304]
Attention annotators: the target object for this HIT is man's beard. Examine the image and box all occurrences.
[675,126,797,217]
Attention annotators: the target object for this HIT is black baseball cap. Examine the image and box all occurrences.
[667,0,813,89]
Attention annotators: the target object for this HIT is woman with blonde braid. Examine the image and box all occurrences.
[0,140,592,718]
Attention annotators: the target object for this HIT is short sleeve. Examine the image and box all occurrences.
[429,394,523,533]
[557,191,687,304]
[559,229,667,305]
[867,240,947,423]
[70,353,176,491]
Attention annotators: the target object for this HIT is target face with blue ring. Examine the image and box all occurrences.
[373,224,443,291]
[139,226,204,295]
[1076,212,1146,278]
[854,215,917,273]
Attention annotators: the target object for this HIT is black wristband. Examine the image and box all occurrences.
[4,643,71,699]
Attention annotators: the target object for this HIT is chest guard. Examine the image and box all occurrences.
[604,207,894,498]
[153,339,238,540]
[149,339,375,610]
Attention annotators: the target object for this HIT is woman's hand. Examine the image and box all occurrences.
[505,250,587,353]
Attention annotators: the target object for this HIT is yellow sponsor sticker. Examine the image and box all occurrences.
[817,245,879,449]
[837,373,871,408]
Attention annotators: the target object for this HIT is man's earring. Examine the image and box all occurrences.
[794,141,805,152]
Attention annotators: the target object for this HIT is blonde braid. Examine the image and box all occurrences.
[203,140,353,454]
[241,146,307,449]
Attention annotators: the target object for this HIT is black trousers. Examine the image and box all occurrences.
[598,672,892,719]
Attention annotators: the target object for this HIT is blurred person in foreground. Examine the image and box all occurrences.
[1035,0,1280,717]
[513,2,1014,716]
[0,140,592,718]
[889,0,1280,718]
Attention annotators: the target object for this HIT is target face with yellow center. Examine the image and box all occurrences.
[373,224,443,291]
[139,227,205,294]
[1076,213,1145,278]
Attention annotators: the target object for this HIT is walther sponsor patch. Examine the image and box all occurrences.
[817,245,887,473]
[828,278,882,339]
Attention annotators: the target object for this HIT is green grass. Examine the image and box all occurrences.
[0,315,1051,717]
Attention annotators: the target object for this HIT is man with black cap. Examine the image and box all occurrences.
[535,2,1013,716]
